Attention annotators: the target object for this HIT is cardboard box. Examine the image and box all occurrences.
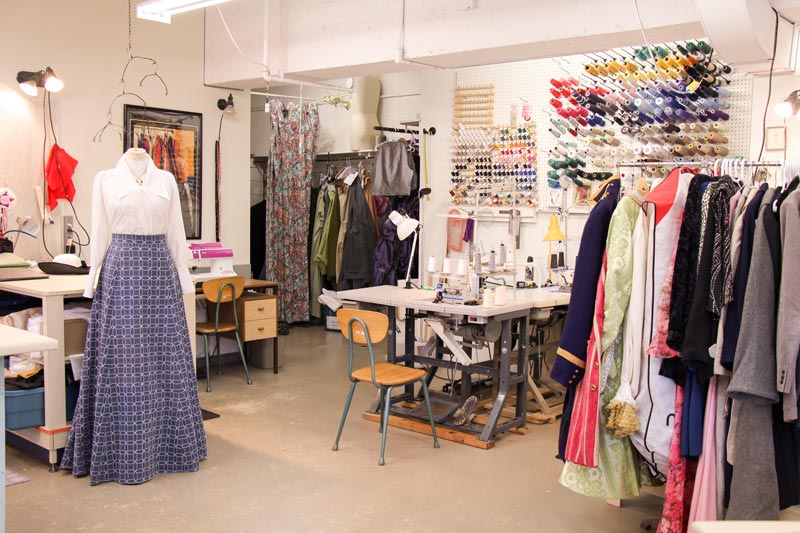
[64,318,88,356]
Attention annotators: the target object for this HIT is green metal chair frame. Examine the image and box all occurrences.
[331,311,439,466]
[199,278,253,393]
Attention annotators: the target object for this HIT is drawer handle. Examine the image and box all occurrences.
[257,307,265,311]
[257,327,265,331]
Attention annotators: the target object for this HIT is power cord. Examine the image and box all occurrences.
[756,8,780,163]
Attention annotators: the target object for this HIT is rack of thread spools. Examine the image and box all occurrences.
[545,39,739,192]
[450,123,539,207]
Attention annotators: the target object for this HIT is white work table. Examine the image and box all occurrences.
[0,273,195,469]
[336,285,570,442]
[0,324,57,529]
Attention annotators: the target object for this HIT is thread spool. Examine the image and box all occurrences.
[428,256,438,273]
[457,258,469,276]
[498,243,506,266]
[488,250,496,271]
[473,252,482,273]
[495,285,507,305]
[442,258,453,275]
[483,288,494,307]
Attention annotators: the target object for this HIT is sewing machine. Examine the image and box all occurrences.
[188,243,236,282]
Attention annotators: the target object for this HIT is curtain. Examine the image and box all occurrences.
[265,100,320,324]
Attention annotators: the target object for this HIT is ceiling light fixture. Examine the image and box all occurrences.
[137,0,231,24]
[775,90,800,118]
[16,67,64,97]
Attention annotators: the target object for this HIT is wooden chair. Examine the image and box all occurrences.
[331,309,439,466]
[196,276,253,392]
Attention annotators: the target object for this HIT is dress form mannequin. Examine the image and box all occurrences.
[124,147,148,183]
[349,76,381,151]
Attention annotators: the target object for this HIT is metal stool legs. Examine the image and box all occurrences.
[203,335,212,393]
[419,380,440,448]
[235,331,253,385]
[332,381,357,452]
[379,386,393,466]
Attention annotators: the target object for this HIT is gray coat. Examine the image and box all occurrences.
[777,190,800,421]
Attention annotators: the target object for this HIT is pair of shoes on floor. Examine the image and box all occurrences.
[451,395,478,426]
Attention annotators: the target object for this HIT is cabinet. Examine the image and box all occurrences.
[218,291,280,373]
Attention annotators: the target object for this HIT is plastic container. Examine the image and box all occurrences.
[5,387,44,430]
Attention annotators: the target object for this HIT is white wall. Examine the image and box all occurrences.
[750,72,800,162]
[0,2,251,266]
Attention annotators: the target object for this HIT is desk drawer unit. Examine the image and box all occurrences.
[220,294,278,342]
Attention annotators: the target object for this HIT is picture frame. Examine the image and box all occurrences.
[123,104,203,239]
[766,126,786,152]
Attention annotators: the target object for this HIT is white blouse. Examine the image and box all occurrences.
[84,154,193,298]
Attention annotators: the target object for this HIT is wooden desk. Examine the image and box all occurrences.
[0,325,57,528]
[0,273,195,468]
[336,286,570,444]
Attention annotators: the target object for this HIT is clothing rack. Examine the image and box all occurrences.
[314,151,375,163]
[374,126,419,135]
[616,161,784,168]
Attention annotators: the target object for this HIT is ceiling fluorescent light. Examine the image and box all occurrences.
[137,0,231,23]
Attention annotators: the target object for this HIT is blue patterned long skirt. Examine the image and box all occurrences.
[60,234,207,485]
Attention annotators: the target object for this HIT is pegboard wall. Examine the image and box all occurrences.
[454,41,754,211]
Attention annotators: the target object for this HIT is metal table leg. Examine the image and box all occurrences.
[516,315,528,424]
[369,306,397,413]
[480,319,512,441]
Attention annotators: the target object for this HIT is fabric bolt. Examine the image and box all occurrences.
[667,174,717,352]
[265,100,320,323]
[720,184,769,370]
[372,140,417,196]
[688,376,718,525]
[60,234,206,485]
[777,190,800,421]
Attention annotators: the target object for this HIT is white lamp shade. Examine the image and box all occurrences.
[44,75,63,93]
[388,210,419,240]
[19,80,38,96]
[775,100,794,118]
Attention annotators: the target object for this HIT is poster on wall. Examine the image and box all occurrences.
[123,104,202,239]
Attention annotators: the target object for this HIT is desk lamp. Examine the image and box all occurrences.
[542,215,566,285]
[389,187,431,289]
[389,211,420,289]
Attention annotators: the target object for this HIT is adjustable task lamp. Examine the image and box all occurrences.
[775,90,800,118]
[389,211,420,289]
[542,215,566,285]
[389,187,431,289]
[16,67,64,97]
[217,93,235,113]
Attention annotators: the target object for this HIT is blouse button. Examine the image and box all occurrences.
[590,384,597,391]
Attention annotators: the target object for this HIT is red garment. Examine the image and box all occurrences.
[658,385,699,533]
[565,254,607,466]
[45,144,78,211]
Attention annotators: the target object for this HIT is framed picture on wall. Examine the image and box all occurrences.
[123,104,203,239]
[766,126,786,152]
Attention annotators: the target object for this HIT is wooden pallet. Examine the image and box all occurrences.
[361,412,495,450]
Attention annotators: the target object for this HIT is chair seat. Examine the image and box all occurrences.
[196,322,238,334]
[351,362,426,386]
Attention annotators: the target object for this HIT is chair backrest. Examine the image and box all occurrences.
[203,276,245,303]
[336,309,388,345]
[202,276,245,330]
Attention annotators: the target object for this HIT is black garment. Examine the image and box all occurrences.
[720,184,768,369]
[763,185,800,510]
[667,174,717,352]
[338,177,378,290]
[250,200,266,279]
[682,177,737,383]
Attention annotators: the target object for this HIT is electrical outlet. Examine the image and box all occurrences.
[63,215,74,249]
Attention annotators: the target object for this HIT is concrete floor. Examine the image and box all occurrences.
[7,324,665,532]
